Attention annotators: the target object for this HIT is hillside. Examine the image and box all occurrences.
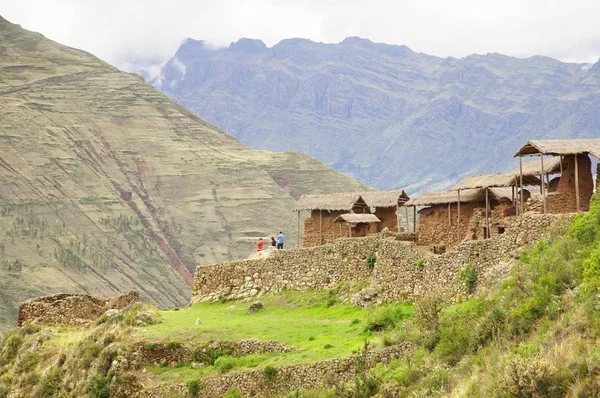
[1,197,599,397]
[0,16,368,330]
[144,37,600,192]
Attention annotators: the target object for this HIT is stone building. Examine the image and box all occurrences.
[294,193,370,247]
[334,213,381,238]
[359,190,410,232]
[406,187,522,247]
[515,139,600,213]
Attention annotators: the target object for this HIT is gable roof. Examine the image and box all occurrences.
[406,188,513,207]
[451,173,540,190]
[514,139,600,158]
[334,214,381,223]
[293,193,367,211]
[360,190,409,208]
[510,157,563,176]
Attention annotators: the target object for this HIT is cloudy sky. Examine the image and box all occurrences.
[2,0,600,69]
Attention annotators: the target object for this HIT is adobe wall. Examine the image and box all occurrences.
[18,291,139,327]
[192,214,574,304]
[417,201,481,246]
[136,343,412,398]
[374,206,399,232]
[302,210,347,247]
[556,154,594,195]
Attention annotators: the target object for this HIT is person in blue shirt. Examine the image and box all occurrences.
[276,232,284,249]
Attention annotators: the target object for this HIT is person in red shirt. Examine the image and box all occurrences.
[256,238,264,251]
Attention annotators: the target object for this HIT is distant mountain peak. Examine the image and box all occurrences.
[228,38,267,53]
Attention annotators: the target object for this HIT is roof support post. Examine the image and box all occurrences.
[339,222,342,237]
[448,203,451,226]
[575,154,581,212]
[413,205,416,234]
[541,155,547,214]
[319,210,323,245]
[519,156,524,216]
[396,205,401,233]
[457,189,461,243]
[297,211,301,248]
[405,206,409,233]
[560,155,563,175]
[485,187,490,239]
[348,223,352,238]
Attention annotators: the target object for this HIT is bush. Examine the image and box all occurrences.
[214,356,236,373]
[187,378,202,397]
[86,374,110,398]
[459,264,477,294]
[364,304,411,332]
[414,294,444,332]
[35,369,62,398]
[166,341,183,349]
[144,342,161,351]
[223,387,243,398]
[365,252,377,269]
[416,258,424,269]
[191,345,233,365]
[0,386,9,398]
[264,365,278,381]
[15,351,39,374]
[1,334,24,362]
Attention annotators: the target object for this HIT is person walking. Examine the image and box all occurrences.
[270,237,276,248]
[256,238,264,251]
[276,232,284,249]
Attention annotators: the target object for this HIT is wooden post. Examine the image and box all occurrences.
[485,187,490,239]
[339,222,342,237]
[319,210,323,245]
[519,156,524,215]
[413,206,416,233]
[457,189,461,242]
[575,154,580,212]
[396,205,401,232]
[348,223,352,238]
[448,203,451,226]
[541,155,546,214]
[404,206,409,233]
[560,155,563,174]
[297,211,301,248]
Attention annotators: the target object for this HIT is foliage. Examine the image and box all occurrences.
[35,369,62,398]
[365,252,377,269]
[263,365,278,381]
[363,303,412,332]
[186,378,202,397]
[459,263,477,294]
[223,387,243,398]
[86,374,110,398]
[416,258,424,269]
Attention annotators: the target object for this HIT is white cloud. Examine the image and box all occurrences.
[1,0,599,69]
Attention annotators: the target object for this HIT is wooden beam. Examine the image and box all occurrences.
[413,206,416,234]
[448,202,451,226]
[396,205,401,232]
[319,210,323,245]
[485,187,490,239]
[541,155,546,214]
[519,156,524,215]
[339,222,342,237]
[560,155,563,174]
[457,189,461,243]
[348,223,352,238]
[575,154,580,212]
[405,206,409,233]
[297,211,301,248]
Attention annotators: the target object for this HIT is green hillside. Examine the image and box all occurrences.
[0,16,368,330]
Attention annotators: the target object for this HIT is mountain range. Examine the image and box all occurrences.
[143,36,600,192]
[0,16,366,328]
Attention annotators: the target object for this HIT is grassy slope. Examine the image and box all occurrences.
[0,15,368,330]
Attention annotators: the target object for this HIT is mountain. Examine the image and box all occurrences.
[144,37,600,192]
[0,17,367,329]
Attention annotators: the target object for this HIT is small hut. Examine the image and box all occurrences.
[294,193,370,247]
[334,214,381,238]
[406,188,515,246]
[360,190,410,232]
[514,139,600,213]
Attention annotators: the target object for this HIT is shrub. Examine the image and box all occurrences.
[500,356,558,398]
[223,387,243,398]
[414,294,445,332]
[144,342,162,351]
[191,345,233,365]
[324,344,334,349]
[416,258,424,269]
[0,386,9,398]
[308,336,316,341]
[15,351,39,374]
[365,252,377,269]
[364,304,411,332]
[214,356,236,373]
[35,369,62,398]
[459,264,478,294]
[166,341,183,349]
[264,365,278,381]
[186,378,202,398]
[1,334,23,363]
[86,374,110,398]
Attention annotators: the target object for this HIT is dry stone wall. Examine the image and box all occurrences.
[136,343,412,398]
[18,291,139,327]
[193,214,574,303]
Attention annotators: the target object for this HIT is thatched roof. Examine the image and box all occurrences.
[334,214,381,224]
[294,190,408,211]
[451,173,540,190]
[360,190,409,208]
[406,188,514,207]
[293,193,367,211]
[510,157,562,176]
[514,139,600,158]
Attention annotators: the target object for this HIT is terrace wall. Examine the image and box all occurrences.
[193,214,574,304]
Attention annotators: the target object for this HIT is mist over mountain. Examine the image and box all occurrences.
[142,37,600,192]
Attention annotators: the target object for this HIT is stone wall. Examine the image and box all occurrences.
[136,343,412,398]
[373,206,399,232]
[417,201,480,246]
[546,191,593,213]
[193,214,574,304]
[303,210,348,247]
[18,291,139,327]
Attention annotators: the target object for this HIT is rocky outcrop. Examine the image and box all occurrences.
[17,291,140,327]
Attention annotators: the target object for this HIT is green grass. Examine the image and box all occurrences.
[135,290,412,382]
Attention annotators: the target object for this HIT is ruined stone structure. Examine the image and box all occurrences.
[136,343,412,398]
[18,291,139,327]
[192,214,573,304]
[545,154,595,212]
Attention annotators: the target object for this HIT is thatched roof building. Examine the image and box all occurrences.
[359,190,409,208]
[293,193,368,212]
[406,188,512,207]
[451,173,540,191]
[334,214,381,224]
[514,139,600,158]
[510,158,562,176]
